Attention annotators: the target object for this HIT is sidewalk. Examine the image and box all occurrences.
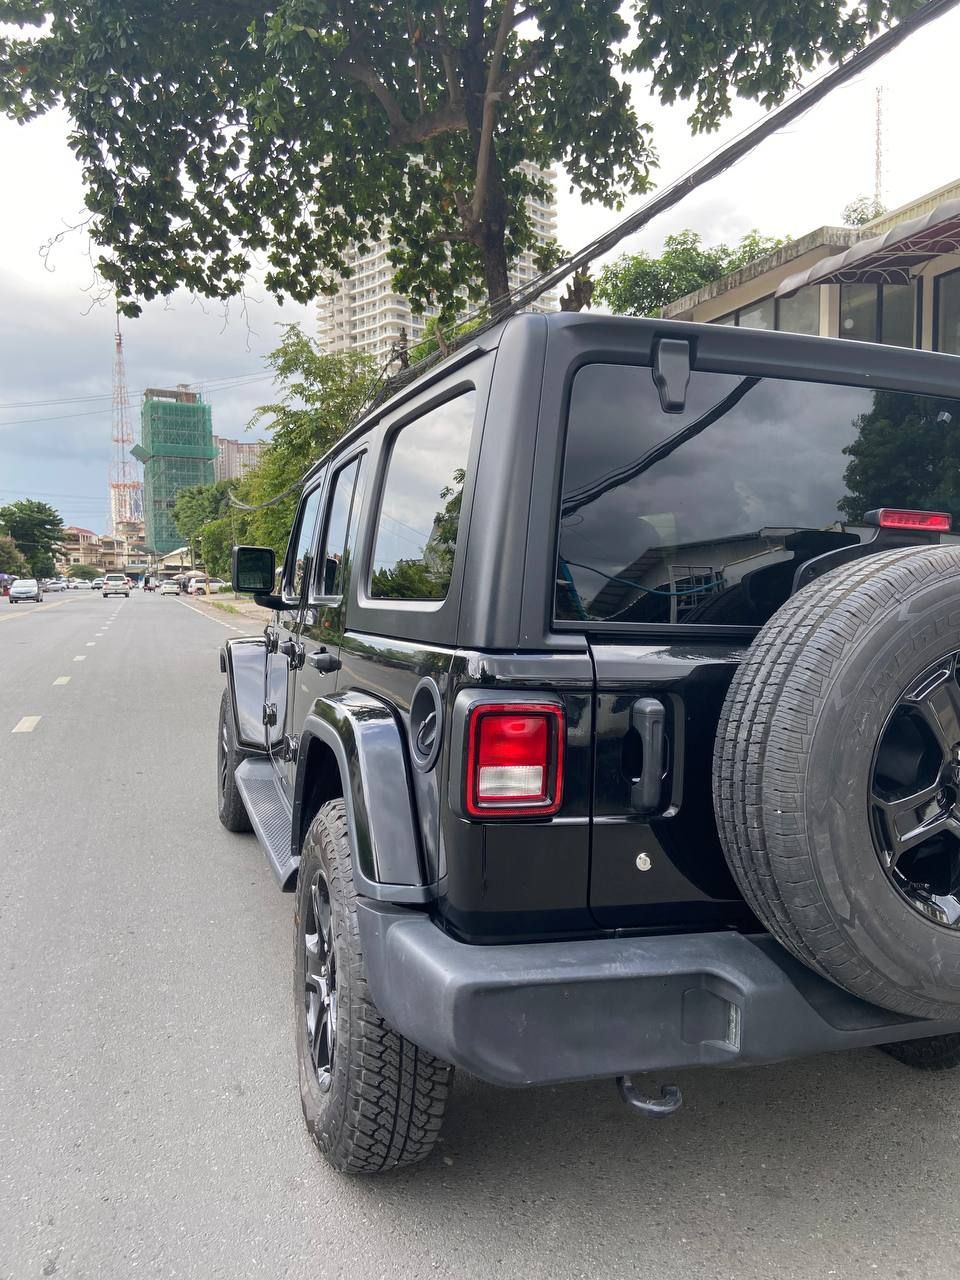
[182,591,273,630]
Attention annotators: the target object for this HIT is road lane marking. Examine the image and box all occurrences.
[0,600,66,623]
[53,677,70,685]
[177,600,246,633]
[73,655,86,662]
[86,642,95,646]
[12,716,41,733]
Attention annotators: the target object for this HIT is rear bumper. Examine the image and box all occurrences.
[357,902,960,1086]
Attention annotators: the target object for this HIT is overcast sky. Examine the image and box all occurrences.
[1,9,957,531]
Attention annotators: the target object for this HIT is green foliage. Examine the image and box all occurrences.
[0,532,29,576]
[840,393,960,524]
[410,316,484,363]
[0,1,908,316]
[595,230,785,317]
[200,516,236,579]
[0,500,64,578]
[370,468,464,599]
[843,195,886,227]
[67,563,100,580]
[172,479,234,561]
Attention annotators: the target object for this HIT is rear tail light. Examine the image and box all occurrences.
[865,508,952,532]
[465,703,565,818]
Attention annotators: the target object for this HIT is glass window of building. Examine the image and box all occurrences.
[777,287,820,335]
[936,271,960,356]
[839,283,877,342]
[736,297,775,330]
[880,284,915,348]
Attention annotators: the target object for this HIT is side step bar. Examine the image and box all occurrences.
[234,757,298,889]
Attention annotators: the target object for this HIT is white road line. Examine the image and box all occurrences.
[86,642,96,647]
[53,676,70,686]
[177,600,246,633]
[73,655,86,662]
[12,716,41,733]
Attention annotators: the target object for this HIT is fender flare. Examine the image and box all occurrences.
[297,691,431,905]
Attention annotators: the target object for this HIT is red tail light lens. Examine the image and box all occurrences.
[465,704,565,817]
[866,508,951,532]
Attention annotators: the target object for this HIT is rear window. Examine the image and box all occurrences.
[557,365,960,628]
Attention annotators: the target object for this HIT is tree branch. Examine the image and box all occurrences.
[339,48,467,144]
[471,0,515,224]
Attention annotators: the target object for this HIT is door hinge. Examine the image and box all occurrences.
[262,703,278,727]
[282,734,299,764]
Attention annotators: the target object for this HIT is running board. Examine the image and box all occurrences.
[234,757,299,890]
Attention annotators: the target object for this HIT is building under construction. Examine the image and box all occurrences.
[133,386,217,555]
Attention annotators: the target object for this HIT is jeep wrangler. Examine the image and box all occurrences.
[219,311,960,1173]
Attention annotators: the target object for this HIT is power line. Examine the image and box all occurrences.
[0,372,275,422]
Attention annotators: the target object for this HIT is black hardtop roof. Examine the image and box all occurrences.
[302,311,960,484]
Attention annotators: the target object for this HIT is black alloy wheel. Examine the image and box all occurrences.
[302,869,337,1093]
[871,650,960,929]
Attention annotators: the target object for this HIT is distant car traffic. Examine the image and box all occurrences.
[9,578,42,604]
[44,579,66,592]
[91,578,104,590]
[102,573,130,598]
[158,582,180,596]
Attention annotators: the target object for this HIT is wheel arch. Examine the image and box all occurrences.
[295,692,432,905]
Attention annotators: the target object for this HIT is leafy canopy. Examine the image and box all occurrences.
[0,532,29,577]
[67,563,101,581]
[0,0,913,316]
[172,479,235,561]
[0,500,64,578]
[595,229,785,317]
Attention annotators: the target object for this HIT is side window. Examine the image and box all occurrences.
[370,390,476,601]
[316,457,362,598]
[284,483,324,602]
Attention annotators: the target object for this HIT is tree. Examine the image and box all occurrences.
[0,500,64,578]
[1,2,910,319]
[843,195,885,227]
[200,517,236,580]
[172,480,234,562]
[595,229,785,317]
[0,533,29,577]
[236,328,375,557]
[840,392,960,525]
[67,564,100,581]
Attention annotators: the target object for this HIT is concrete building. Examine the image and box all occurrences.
[317,164,559,362]
[662,178,960,352]
[61,527,101,570]
[133,386,217,555]
[213,436,267,483]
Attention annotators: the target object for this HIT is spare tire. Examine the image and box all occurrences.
[714,545,960,1020]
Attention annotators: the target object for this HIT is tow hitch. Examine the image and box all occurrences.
[617,1075,683,1117]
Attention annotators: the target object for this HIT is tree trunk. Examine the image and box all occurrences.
[460,30,512,314]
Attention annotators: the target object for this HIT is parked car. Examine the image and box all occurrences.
[102,573,130,598]
[219,312,960,1176]
[91,577,104,590]
[158,582,180,596]
[193,578,226,596]
[9,577,43,604]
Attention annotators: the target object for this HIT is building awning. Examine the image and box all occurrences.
[776,199,960,297]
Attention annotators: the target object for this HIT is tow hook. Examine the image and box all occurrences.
[616,1075,683,1117]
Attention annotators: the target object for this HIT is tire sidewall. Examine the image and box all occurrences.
[294,811,352,1157]
[793,579,960,1009]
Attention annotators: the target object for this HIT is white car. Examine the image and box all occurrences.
[9,577,42,604]
[158,582,180,596]
[102,573,130,598]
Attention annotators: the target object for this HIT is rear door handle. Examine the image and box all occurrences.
[630,697,666,814]
[306,648,340,674]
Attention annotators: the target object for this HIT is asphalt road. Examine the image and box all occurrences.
[2,589,960,1280]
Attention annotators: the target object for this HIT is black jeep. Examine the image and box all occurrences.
[219,311,960,1173]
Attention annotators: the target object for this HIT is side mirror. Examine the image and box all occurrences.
[232,545,275,594]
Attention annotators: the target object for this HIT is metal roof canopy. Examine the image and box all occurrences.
[777,199,960,296]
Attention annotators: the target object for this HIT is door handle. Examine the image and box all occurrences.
[630,697,666,814]
[306,648,340,674]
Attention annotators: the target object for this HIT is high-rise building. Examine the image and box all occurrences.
[317,165,559,363]
[133,386,217,554]
[213,435,267,483]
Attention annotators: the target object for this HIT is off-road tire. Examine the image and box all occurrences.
[714,545,960,1021]
[217,688,252,833]
[881,1033,960,1070]
[295,800,451,1173]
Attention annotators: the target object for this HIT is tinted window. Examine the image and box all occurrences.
[557,364,960,628]
[285,484,324,600]
[317,458,361,597]
[370,391,475,601]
